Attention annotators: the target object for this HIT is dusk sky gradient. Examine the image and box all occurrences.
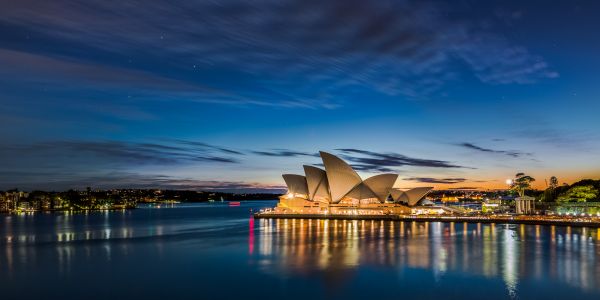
[1,0,600,192]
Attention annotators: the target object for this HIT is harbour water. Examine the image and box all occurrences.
[1,201,600,299]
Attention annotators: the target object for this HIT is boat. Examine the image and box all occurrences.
[228,201,241,207]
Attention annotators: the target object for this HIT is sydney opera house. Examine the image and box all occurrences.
[274,151,434,215]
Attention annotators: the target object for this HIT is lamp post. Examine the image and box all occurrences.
[506,179,517,213]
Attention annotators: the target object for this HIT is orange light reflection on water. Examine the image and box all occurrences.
[252,218,600,297]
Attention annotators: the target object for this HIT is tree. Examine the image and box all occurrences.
[541,176,560,202]
[542,187,558,202]
[510,172,535,197]
[557,185,598,203]
[549,176,558,189]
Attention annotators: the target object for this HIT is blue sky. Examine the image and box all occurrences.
[1,0,599,192]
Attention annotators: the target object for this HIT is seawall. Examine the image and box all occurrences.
[253,213,600,228]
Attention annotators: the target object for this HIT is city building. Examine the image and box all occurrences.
[482,199,504,213]
[0,194,7,212]
[275,151,434,215]
[0,191,28,212]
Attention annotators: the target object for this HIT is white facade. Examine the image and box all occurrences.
[320,151,363,203]
[282,174,309,197]
[391,187,434,206]
[303,165,330,202]
[282,151,431,206]
[515,196,535,214]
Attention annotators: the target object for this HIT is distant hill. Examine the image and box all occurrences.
[541,179,600,203]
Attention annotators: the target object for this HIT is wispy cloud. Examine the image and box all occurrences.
[0,48,211,92]
[251,150,319,158]
[174,140,244,155]
[513,128,598,150]
[445,186,481,190]
[0,171,285,193]
[404,177,467,184]
[348,164,396,173]
[312,162,395,173]
[0,140,295,191]
[0,0,557,108]
[457,142,531,158]
[0,48,314,109]
[336,148,470,172]
[0,140,242,169]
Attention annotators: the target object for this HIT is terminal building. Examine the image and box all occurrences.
[274,151,434,215]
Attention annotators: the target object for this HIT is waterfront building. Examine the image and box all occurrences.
[482,199,504,213]
[18,201,31,211]
[0,191,27,212]
[441,195,460,203]
[276,151,434,215]
[0,194,7,212]
[515,196,536,214]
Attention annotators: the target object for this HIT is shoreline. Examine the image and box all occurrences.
[1,207,136,214]
[253,213,600,228]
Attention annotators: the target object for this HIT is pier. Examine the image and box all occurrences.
[254,212,600,228]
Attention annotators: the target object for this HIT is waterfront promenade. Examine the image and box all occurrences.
[254,212,600,228]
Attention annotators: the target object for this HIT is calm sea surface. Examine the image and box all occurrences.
[1,201,600,299]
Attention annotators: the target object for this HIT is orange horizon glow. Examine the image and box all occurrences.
[402,173,600,191]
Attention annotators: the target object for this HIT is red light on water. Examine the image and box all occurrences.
[248,217,254,255]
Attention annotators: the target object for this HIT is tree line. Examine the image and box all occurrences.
[509,174,599,203]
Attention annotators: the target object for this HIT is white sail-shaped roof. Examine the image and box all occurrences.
[390,189,403,202]
[320,151,362,203]
[281,151,415,204]
[363,174,398,202]
[303,165,330,201]
[345,183,377,200]
[282,174,309,196]
[391,187,433,206]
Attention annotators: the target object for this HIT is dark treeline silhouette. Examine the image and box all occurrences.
[0,188,282,212]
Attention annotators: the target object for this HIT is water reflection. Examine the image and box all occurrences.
[2,204,600,300]
[0,208,206,277]
[253,219,600,296]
